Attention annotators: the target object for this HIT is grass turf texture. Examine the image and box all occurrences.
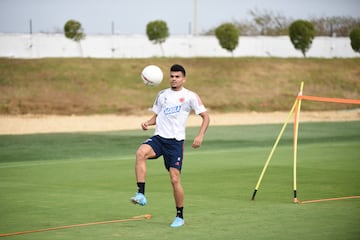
[0,121,359,240]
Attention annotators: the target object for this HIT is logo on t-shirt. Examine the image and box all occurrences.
[164,105,181,115]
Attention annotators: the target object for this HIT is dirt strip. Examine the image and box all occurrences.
[0,110,359,135]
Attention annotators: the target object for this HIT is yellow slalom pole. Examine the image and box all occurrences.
[251,97,298,200]
[293,82,304,203]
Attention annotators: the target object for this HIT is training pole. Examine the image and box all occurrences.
[251,97,298,200]
[0,214,151,237]
[300,196,360,204]
[293,82,304,203]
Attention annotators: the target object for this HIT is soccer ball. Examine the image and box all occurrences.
[141,65,163,86]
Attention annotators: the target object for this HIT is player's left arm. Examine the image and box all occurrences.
[192,111,210,148]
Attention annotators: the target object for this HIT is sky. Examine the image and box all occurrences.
[0,0,359,35]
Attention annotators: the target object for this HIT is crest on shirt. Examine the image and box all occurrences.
[179,97,185,103]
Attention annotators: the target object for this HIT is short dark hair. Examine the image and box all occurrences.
[170,64,186,77]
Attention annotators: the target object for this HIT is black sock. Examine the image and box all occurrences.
[137,182,145,195]
[176,207,184,219]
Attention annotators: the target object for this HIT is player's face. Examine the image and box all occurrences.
[170,71,186,90]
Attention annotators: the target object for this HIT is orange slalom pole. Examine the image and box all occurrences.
[300,196,360,204]
[297,95,360,105]
[0,214,151,238]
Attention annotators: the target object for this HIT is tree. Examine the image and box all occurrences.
[64,19,85,57]
[349,27,360,53]
[215,23,239,56]
[311,16,360,37]
[248,8,291,36]
[289,20,315,57]
[64,19,85,42]
[146,20,169,56]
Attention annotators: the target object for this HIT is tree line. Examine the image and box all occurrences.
[204,9,360,37]
[64,10,360,58]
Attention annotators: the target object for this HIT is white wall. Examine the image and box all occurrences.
[0,33,358,58]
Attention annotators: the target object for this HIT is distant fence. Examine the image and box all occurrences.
[0,33,358,58]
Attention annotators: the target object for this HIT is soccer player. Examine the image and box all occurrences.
[130,64,210,227]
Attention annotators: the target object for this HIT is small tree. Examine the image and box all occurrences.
[215,23,239,56]
[64,19,85,57]
[349,27,360,54]
[289,20,315,57]
[64,19,85,42]
[146,20,169,56]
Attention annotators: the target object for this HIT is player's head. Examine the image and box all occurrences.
[170,64,186,77]
[170,64,186,90]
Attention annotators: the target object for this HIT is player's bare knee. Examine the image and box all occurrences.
[136,150,146,161]
[171,177,181,187]
[170,170,181,186]
[136,144,155,161]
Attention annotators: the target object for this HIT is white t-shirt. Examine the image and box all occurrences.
[152,87,207,140]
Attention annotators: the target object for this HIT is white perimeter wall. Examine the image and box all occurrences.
[0,33,358,58]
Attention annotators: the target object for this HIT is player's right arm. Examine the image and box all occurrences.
[141,114,157,130]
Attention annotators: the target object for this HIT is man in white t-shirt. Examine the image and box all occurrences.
[130,64,210,228]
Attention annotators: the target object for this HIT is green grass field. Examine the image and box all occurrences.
[1,58,359,114]
[0,121,359,240]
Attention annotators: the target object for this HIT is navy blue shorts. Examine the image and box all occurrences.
[143,135,184,171]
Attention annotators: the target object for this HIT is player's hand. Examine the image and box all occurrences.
[192,135,203,148]
[141,122,149,131]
